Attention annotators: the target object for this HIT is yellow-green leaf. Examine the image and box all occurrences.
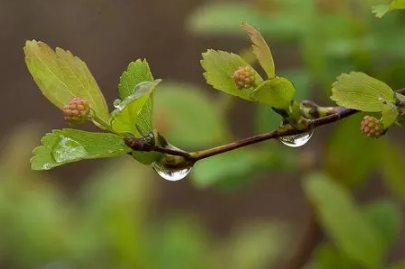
[251,77,295,109]
[31,129,130,170]
[331,72,395,112]
[242,22,275,79]
[201,49,263,101]
[24,40,110,128]
[110,80,162,165]
[119,59,154,100]
[372,0,405,18]
[381,102,399,128]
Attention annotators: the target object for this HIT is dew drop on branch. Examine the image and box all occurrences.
[278,131,314,147]
[152,161,192,181]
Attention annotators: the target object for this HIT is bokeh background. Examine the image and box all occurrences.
[1,0,405,268]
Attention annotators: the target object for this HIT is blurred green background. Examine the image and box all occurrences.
[0,0,405,268]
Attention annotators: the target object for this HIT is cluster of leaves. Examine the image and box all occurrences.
[182,1,405,267]
[24,2,405,267]
[26,11,405,185]
[0,126,289,269]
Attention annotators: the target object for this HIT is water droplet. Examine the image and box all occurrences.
[152,161,192,181]
[52,137,88,163]
[278,131,314,147]
[113,99,122,109]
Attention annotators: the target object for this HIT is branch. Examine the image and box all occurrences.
[132,88,405,163]
[284,207,322,269]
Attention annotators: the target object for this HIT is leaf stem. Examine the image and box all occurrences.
[134,88,405,164]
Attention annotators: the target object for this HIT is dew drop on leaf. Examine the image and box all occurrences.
[278,131,314,147]
[52,137,88,163]
[113,99,122,109]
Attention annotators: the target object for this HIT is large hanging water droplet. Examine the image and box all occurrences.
[278,130,314,147]
[152,161,192,181]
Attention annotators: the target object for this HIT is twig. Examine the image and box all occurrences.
[284,207,322,269]
[127,88,405,163]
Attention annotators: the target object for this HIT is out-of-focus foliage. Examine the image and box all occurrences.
[185,0,405,190]
[182,1,405,267]
[0,125,290,269]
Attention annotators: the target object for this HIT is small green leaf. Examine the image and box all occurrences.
[241,22,275,79]
[252,77,295,109]
[201,50,263,101]
[373,1,405,18]
[304,173,384,268]
[111,80,159,136]
[31,129,130,170]
[363,199,402,247]
[24,40,110,128]
[331,72,395,112]
[381,102,399,128]
[154,82,228,148]
[372,5,391,18]
[279,69,311,100]
[110,80,161,164]
[119,59,154,100]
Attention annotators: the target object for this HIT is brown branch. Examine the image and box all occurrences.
[284,207,322,269]
[127,88,405,164]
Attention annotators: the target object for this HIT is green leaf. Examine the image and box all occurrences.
[110,80,161,164]
[31,129,130,170]
[201,50,263,101]
[111,80,159,136]
[241,22,275,79]
[306,244,355,269]
[252,77,295,109]
[304,173,384,268]
[372,1,405,18]
[279,69,311,100]
[363,199,402,247]
[154,82,228,148]
[24,40,110,128]
[325,115,378,186]
[379,140,405,199]
[372,5,391,18]
[331,72,395,112]
[118,59,154,100]
[381,102,399,128]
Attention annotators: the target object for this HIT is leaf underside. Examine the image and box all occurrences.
[242,22,276,79]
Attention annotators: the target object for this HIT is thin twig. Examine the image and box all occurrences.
[129,88,405,163]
